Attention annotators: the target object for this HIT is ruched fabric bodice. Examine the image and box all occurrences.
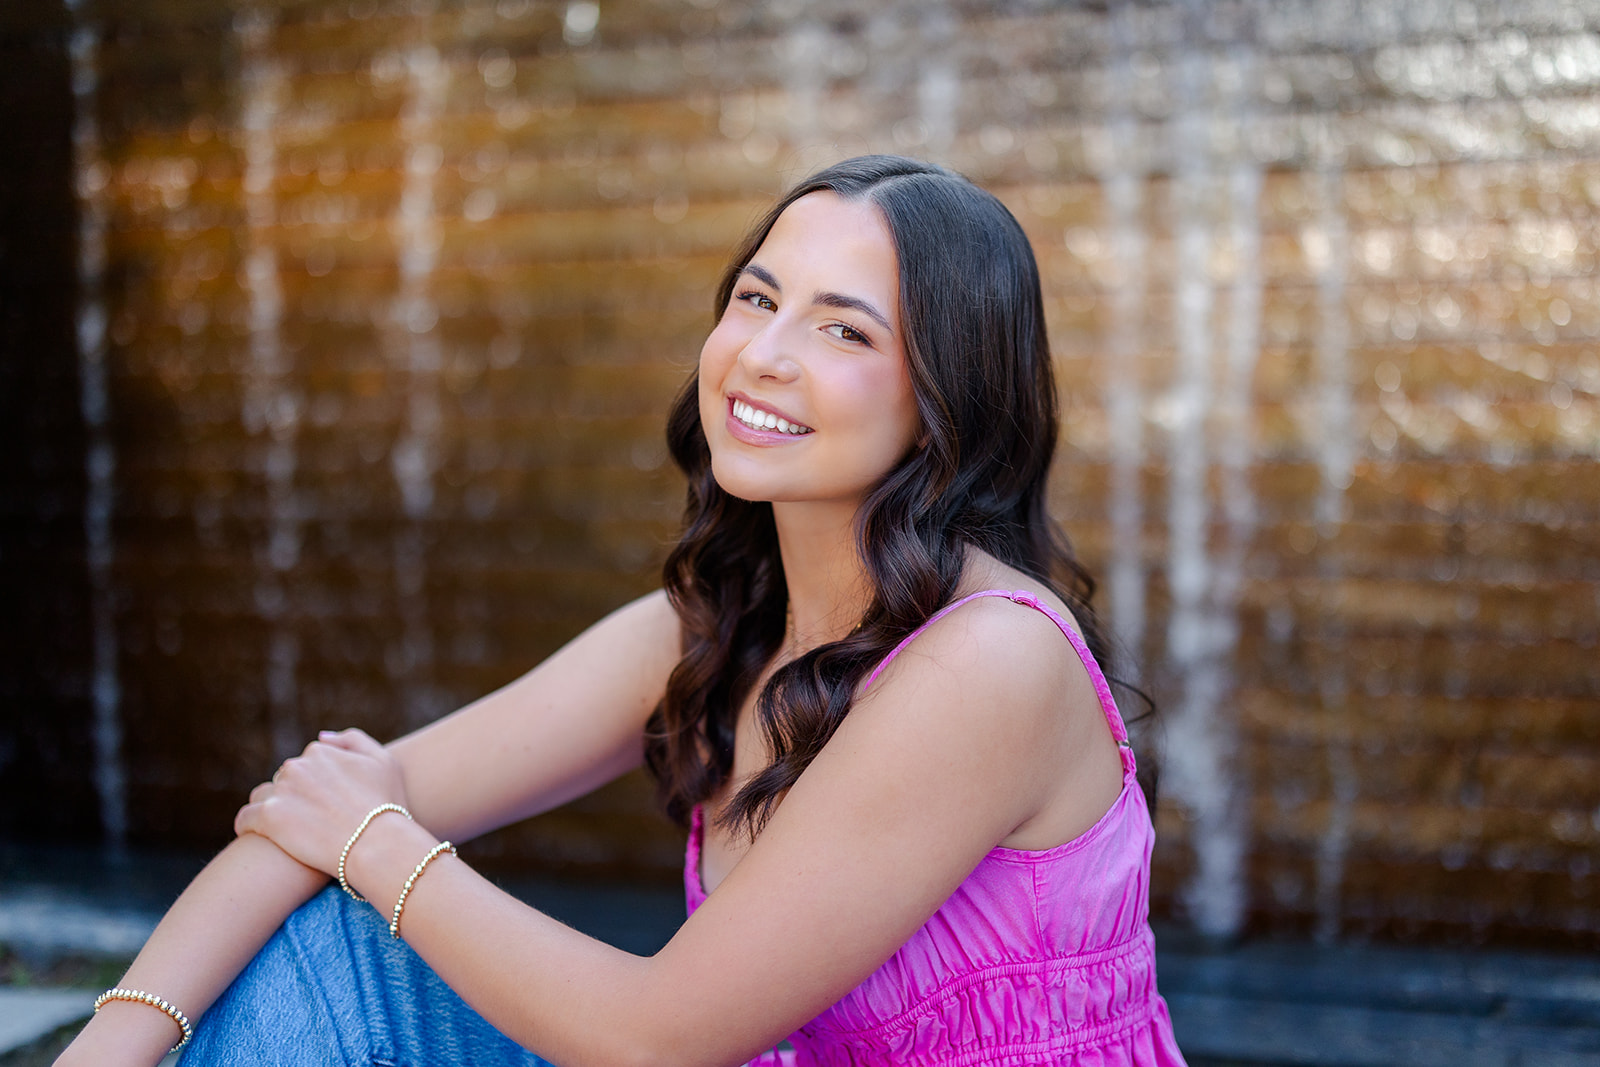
[685,590,1187,1067]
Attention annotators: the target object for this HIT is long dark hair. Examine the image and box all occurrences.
[644,155,1141,838]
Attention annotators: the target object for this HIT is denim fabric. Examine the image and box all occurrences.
[180,885,559,1067]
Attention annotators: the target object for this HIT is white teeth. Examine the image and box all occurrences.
[731,398,811,435]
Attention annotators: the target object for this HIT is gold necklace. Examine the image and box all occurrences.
[783,602,800,663]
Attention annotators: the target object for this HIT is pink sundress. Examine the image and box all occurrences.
[685,589,1188,1066]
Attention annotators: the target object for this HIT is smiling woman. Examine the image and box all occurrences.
[697,192,919,510]
[57,156,1185,1067]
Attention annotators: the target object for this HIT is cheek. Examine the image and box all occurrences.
[833,367,919,466]
[698,318,744,386]
[869,367,920,451]
[697,326,733,414]
[697,376,719,445]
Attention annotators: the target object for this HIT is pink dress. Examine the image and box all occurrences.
[684,589,1188,1067]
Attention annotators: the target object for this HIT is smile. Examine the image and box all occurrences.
[731,398,813,435]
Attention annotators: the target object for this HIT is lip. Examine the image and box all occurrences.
[725,392,813,445]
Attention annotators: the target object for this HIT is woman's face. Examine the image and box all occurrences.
[698,191,920,508]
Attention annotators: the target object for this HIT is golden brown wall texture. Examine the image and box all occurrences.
[2,0,1597,945]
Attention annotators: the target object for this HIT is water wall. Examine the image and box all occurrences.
[2,0,1597,945]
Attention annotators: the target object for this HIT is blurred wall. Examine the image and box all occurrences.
[2,0,1597,944]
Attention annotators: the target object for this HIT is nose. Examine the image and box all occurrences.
[737,318,801,383]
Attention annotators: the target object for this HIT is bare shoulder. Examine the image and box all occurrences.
[577,587,681,665]
[863,584,1085,728]
[865,555,1092,711]
[850,557,1122,850]
[603,586,677,631]
[608,586,680,639]
[959,552,1090,638]
[529,587,685,723]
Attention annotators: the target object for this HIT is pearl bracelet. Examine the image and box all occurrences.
[390,840,456,938]
[93,987,193,1052]
[339,802,413,902]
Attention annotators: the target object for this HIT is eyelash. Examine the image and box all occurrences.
[737,290,777,312]
[736,291,871,346]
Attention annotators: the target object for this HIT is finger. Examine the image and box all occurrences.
[248,782,273,804]
[317,727,384,755]
[234,800,259,838]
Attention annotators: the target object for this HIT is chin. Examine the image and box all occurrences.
[707,453,764,502]
[706,442,882,508]
[709,465,785,505]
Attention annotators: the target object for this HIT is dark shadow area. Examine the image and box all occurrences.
[0,6,100,843]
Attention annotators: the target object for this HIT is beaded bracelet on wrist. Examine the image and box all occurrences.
[390,840,456,938]
[93,987,194,1053]
[338,802,413,902]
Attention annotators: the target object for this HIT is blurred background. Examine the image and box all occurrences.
[2,0,1597,966]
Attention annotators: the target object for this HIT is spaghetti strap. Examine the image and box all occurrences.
[862,589,1136,777]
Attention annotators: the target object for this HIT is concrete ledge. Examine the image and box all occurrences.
[0,988,93,1056]
[1159,933,1600,1067]
[5,863,1600,1067]
[1169,991,1600,1067]
[0,891,160,958]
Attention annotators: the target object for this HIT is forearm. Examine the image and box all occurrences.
[403,862,665,1067]
[344,816,785,1067]
[57,832,328,1067]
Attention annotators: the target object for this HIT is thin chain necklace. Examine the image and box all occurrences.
[783,602,801,663]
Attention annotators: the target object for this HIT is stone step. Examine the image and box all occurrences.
[1168,990,1600,1067]
[0,989,97,1058]
[4,874,1600,1066]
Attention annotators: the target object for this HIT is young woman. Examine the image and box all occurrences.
[60,155,1187,1067]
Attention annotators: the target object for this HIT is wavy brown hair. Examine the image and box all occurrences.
[644,155,1146,838]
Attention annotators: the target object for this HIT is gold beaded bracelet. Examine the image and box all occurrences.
[389,840,456,938]
[339,802,413,902]
[93,987,194,1053]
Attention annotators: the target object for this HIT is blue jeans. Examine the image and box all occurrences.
[180,885,559,1067]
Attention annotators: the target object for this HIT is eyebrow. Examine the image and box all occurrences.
[739,263,895,337]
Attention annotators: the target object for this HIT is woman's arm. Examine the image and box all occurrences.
[55,833,328,1067]
[253,593,1123,1067]
[384,588,684,841]
[55,589,682,1067]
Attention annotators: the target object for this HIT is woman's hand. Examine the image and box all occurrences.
[234,728,409,878]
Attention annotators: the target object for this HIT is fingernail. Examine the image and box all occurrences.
[319,730,337,738]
